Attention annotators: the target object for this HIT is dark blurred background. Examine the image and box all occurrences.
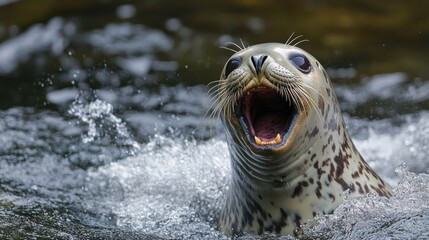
[0,0,428,113]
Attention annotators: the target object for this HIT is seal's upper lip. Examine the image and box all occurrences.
[236,87,298,149]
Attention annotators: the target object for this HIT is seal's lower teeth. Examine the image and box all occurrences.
[254,136,262,145]
[274,133,281,143]
[254,133,281,146]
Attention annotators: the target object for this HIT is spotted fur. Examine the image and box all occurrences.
[216,43,393,236]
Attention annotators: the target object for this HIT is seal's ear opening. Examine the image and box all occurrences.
[236,87,297,147]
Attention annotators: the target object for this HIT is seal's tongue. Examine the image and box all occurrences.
[242,88,295,146]
[253,111,289,140]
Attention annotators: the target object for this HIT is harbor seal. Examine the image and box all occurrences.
[211,42,393,236]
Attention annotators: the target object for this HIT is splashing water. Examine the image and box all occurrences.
[68,98,140,153]
[85,112,429,239]
[89,134,230,239]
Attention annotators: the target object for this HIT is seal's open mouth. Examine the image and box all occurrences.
[236,87,298,148]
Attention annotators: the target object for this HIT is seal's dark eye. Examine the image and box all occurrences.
[289,54,311,74]
[225,56,241,77]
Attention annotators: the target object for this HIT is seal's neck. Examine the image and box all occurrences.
[220,145,341,235]
[228,142,308,188]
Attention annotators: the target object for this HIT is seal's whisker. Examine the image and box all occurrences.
[207,91,225,106]
[207,83,227,98]
[301,82,330,112]
[293,39,309,47]
[213,89,233,108]
[287,35,304,46]
[285,32,295,46]
[207,104,221,120]
[282,86,302,113]
[193,114,216,141]
[283,87,294,108]
[240,39,246,50]
[207,88,226,101]
[215,92,238,118]
[207,80,220,87]
[194,84,228,140]
[208,80,239,100]
[291,87,305,113]
[278,86,296,111]
[202,95,221,121]
[220,46,238,53]
[208,101,225,122]
[208,90,225,104]
[206,94,223,116]
[207,79,226,90]
[224,41,243,51]
[206,83,235,121]
[297,85,323,121]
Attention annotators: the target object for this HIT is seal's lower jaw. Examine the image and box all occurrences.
[236,87,298,150]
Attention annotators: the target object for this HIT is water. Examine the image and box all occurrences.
[1,1,429,239]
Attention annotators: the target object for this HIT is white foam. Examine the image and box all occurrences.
[336,72,407,104]
[354,112,429,186]
[90,135,230,239]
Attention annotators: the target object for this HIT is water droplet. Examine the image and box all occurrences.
[116,4,136,19]
[165,18,182,32]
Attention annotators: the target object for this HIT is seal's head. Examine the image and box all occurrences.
[214,43,327,157]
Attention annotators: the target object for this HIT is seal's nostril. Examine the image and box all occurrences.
[260,55,268,65]
[251,56,258,72]
[251,55,268,75]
